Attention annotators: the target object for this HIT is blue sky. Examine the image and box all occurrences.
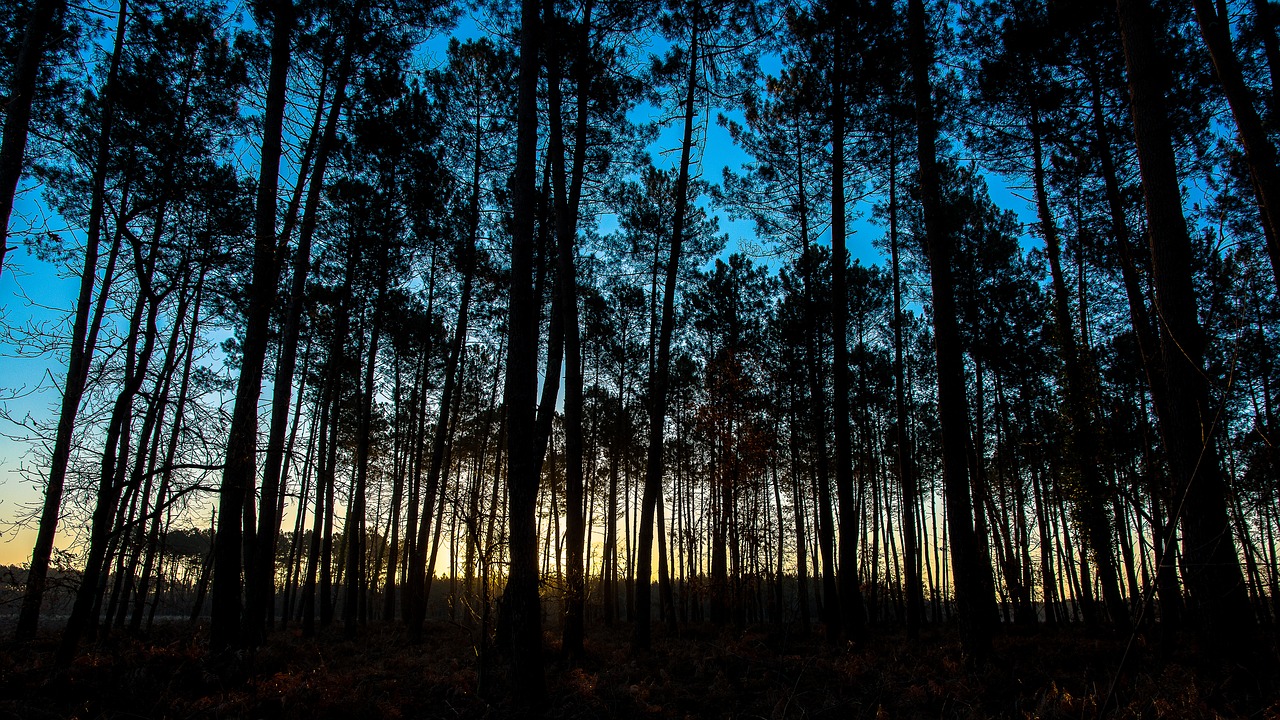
[0,5,1042,566]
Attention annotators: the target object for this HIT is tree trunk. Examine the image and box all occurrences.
[112,268,197,629]
[787,390,812,633]
[211,0,294,654]
[319,317,347,630]
[190,516,215,623]
[907,0,995,658]
[888,133,923,636]
[503,0,545,701]
[59,230,164,661]
[381,352,413,622]
[407,138,481,643]
[634,7,698,652]
[279,355,317,629]
[300,374,335,636]
[131,274,204,632]
[1029,111,1131,634]
[1192,0,1280,287]
[828,1,866,642]
[247,44,351,643]
[344,285,386,637]
[1116,0,1257,656]
[545,0,592,660]
[16,0,127,642]
[0,0,63,279]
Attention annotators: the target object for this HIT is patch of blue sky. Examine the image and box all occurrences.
[0,5,1077,565]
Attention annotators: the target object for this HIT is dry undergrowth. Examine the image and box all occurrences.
[0,620,1275,719]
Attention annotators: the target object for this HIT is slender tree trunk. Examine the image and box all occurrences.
[16,1,127,642]
[131,274,204,632]
[345,285,385,637]
[634,8,698,652]
[828,2,866,642]
[604,435,619,625]
[907,0,995,657]
[399,250,439,622]
[280,366,318,629]
[710,451,728,625]
[319,316,347,630]
[1090,73,1172,429]
[503,0,545,701]
[1116,0,1257,655]
[408,158,480,643]
[247,45,351,643]
[770,451,786,624]
[301,377,334,636]
[423,400,459,613]
[60,237,164,661]
[465,341,503,618]
[1029,112,1131,633]
[787,388,812,633]
[113,268,196,629]
[1092,71,1188,630]
[1192,0,1280,287]
[545,0,592,659]
[889,134,923,636]
[534,283,565,472]
[795,139,838,636]
[382,363,411,622]
[211,0,293,654]
[190,515,215,623]
[0,0,63,278]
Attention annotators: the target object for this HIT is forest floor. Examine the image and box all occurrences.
[0,618,1276,719]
